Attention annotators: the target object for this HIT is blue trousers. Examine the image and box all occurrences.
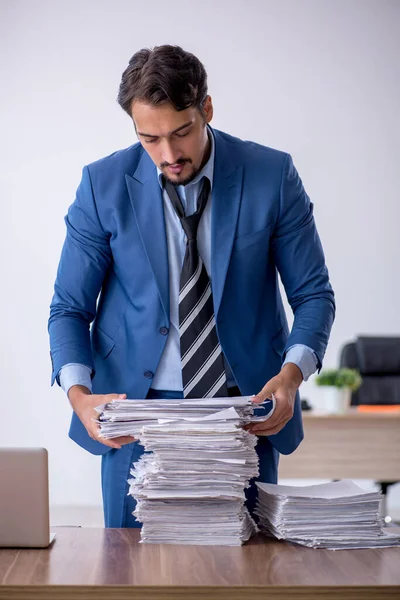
[101,389,279,528]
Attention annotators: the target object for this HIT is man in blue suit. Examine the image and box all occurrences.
[49,45,335,528]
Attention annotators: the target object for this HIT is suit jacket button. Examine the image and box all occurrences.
[159,327,169,335]
[144,371,153,379]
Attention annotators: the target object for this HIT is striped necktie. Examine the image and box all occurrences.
[164,177,228,398]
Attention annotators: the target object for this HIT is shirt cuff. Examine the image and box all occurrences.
[59,363,93,397]
[283,344,318,382]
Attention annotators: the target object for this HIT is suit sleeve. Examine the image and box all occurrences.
[272,154,335,368]
[48,166,112,385]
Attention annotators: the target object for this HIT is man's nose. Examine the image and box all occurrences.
[161,140,180,165]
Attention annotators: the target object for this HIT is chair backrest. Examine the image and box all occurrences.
[339,337,400,406]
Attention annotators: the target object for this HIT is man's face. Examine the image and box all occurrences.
[131,97,213,186]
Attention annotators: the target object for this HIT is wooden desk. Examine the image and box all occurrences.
[279,410,400,480]
[0,527,399,599]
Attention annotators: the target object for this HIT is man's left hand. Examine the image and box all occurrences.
[244,363,303,436]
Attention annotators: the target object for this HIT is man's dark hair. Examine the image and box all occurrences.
[117,45,208,116]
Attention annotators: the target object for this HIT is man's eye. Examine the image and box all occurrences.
[144,139,157,144]
[175,132,189,138]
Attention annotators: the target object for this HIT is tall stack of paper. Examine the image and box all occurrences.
[255,480,400,549]
[96,396,272,545]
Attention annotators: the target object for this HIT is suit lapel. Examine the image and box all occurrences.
[124,131,243,322]
[211,130,243,317]
[125,150,170,320]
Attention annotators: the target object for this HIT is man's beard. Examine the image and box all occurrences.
[162,160,202,187]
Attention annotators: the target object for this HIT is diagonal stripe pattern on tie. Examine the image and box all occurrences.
[164,177,228,399]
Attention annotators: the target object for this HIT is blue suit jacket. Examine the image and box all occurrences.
[49,128,335,457]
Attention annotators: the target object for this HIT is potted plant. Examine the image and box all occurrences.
[315,368,362,413]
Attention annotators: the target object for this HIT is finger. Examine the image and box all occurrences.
[249,402,287,431]
[114,435,136,445]
[242,407,284,431]
[248,411,290,434]
[90,424,124,449]
[105,392,127,401]
[97,435,135,449]
[96,434,123,449]
[90,394,129,448]
[246,414,289,436]
[249,410,289,432]
[101,439,123,449]
[253,421,289,436]
[243,415,284,433]
[252,379,276,404]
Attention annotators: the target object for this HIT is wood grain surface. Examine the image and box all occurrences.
[279,410,400,480]
[0,527,399,600]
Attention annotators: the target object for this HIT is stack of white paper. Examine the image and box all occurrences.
[255,480,400,549]
[95,397,272,545]
[95,396,274,439]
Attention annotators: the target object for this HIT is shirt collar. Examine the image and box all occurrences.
[157,126,215,190]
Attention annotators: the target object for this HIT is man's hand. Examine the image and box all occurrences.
[68,385,136,450]
[244,363,303,436]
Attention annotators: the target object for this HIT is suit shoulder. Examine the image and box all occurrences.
[213,129,290,186]
[214,128,289,164]
[85,142,143,177]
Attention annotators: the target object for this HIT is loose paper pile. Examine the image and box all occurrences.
[95,397,274,439]
[96,396,275,545]
[255,479,400,549]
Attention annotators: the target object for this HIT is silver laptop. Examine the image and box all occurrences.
[0,448,56,547]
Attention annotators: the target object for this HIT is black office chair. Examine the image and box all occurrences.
[339,336,400,523]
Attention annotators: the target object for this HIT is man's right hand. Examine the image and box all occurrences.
[68,385,135,449]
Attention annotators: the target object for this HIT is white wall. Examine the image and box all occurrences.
[1,0,399,514]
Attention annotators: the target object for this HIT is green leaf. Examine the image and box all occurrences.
[315,368,362,390]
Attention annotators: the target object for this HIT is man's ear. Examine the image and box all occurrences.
[202,95,213,124]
